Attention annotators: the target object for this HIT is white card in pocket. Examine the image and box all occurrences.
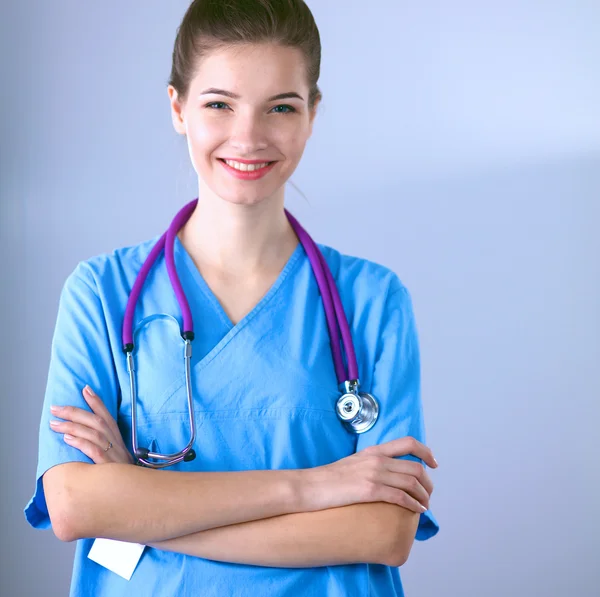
[88,538,146,580]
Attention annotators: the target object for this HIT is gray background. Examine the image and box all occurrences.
[2,0,599,595]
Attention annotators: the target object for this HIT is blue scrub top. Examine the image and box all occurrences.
[24,230,439,596]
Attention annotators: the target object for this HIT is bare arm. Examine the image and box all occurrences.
[149,502,420,568]
[43,462,304,544]
[44,397,434,553]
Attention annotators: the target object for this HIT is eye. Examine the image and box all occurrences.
[270,104,297,114]
[205,101,230,110]
[204,102,297,114]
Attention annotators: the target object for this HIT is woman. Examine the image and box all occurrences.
[25,1,439,595]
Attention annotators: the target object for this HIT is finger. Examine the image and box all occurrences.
[378,485,429,514]
[50,403,116,444]
[387,459,434,497]
[58,426,132,465]
[376,436,438,469]
[62,434,112,464]
[382,470,431,510]
[49,419,110,451]
[82,386,121,438]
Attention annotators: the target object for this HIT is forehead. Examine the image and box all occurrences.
[190,43,308,98]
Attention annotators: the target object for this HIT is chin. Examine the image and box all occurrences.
[215,187,278,207]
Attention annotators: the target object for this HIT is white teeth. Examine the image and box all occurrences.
[224,159,271,172]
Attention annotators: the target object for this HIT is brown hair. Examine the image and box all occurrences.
[168,0,322,110]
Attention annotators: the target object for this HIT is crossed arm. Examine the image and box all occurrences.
[44,461,418,569]
[148,501,419,568]
[45,390,422,569]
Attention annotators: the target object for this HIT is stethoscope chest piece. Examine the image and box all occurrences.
[336,380,379,434]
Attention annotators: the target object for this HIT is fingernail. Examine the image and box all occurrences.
[64,434,74,441]
[50,405,59,413]
[49,420,59,427]
[420,504,428,512]
[83,385,91,395]
[433,458,439,467]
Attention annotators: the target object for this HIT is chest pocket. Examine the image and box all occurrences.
[137,349,359,473]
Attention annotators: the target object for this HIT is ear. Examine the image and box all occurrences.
[168,85,186,135]
[307,96,321,138]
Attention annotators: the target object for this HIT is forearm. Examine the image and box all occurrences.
[44,462,305,544]
[149,502,411,568]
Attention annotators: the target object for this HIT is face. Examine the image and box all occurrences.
[168,43,319,207]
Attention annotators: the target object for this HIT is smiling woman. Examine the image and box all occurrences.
[167,41,319,214]
[25,1,439,596]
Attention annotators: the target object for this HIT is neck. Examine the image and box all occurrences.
[177,188,298,278]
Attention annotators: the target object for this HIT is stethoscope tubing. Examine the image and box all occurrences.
[122,198,371,467]
[123,199,357,382]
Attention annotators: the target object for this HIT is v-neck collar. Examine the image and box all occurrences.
[173,234,304,331]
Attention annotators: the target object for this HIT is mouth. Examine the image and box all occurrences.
[217,158,278,180]
[217,158,276,167]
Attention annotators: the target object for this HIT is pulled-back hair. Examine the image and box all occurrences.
[168,0,322,110]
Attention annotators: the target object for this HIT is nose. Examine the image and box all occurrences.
[228,111,269,154]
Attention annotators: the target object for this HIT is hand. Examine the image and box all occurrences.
[49,385,134,465]
[303,436,437,514]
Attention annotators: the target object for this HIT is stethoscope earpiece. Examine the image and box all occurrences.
[134,447,150,460]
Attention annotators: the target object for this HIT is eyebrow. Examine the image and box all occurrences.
[199,88,305,102]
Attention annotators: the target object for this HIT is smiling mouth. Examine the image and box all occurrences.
[217,158,278,179]
[217,158,276,171]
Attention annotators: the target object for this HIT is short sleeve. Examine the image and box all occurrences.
[355,281,439,541]
[24,261,119,530]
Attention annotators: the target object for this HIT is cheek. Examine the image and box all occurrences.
[185,123,221,171]
[281,133,308,167]
[275,122,306,147]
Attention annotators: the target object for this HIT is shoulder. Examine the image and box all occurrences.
[64,233,162,292]
[316,242,411,309]
[314,243,418,388]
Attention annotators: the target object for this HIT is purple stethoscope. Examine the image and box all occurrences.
[122,198,379,468]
